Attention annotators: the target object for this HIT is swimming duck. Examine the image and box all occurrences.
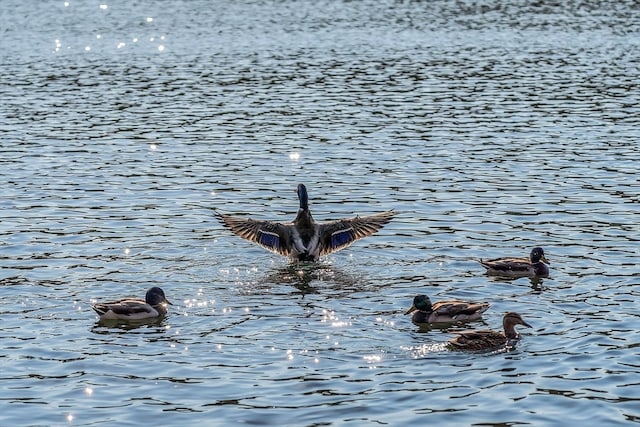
[448,312,532,351]
[479,247,550,278]
[405,294,490,325]
[92,287,172,321]
[215,184,394,262]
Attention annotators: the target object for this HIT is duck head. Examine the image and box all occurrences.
[297,184,309,211]
[405,295,433,315]
[294,184,314,228]
[530,247,549,264]
[146,287,172,306]
[503,312,532,339]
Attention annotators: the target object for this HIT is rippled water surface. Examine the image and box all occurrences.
[2,0,639,425]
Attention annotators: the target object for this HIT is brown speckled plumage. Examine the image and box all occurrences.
[479,247,549,278]
[448,312,532,351]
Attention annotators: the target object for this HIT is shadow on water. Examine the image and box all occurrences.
[411,317,491,334]
[259,261,367,296]
[90,317,169,333]
[484,274,547,292]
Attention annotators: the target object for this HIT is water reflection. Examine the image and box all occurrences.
[484,274,548,291]
[91,317,168,333]
[260,262,363,295]
[411,317,491,334]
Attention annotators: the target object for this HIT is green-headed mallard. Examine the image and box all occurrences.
[215,184,394,262]
[405,294,490,325]
[479,247,549,278]
[92,287,172,321]
[448,312,532,351]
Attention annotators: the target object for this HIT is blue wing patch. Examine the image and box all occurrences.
[330,229,353,248]
[258,230,281,250]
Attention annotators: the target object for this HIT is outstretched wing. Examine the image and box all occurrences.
[215,212,292,257]
[317,210,394,256]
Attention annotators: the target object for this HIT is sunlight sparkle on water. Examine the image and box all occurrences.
[185,298,209,309]
[99,4,107,10]
[158,45,165,52]
[377,316,395,327]
[404,343,448,358]
[64,2,69,6]
[289,152,300,161]
[84,387,93,396]
[364,354,382,364]
[363,354,382,369]
[332,319,351,327]
[321,309,350,327]
[146,17,153,22]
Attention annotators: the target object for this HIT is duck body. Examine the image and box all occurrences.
[92,287,171,321]
[216,184,394,262]
[448,312,532,351]
[405,295,490,325]
[479,247,549,278]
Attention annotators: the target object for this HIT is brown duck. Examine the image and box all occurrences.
[479,247,550,278]
[448,312,532,351]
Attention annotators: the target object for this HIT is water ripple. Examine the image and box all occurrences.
[2,0,640,425]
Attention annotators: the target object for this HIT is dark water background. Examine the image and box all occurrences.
[1,1,639,425]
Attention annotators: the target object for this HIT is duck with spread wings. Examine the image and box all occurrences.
[215,184,394,262]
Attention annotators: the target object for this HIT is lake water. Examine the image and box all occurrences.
[1,0,639,425]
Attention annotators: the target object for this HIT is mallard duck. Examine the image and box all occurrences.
[405,295,490,325]
[479,247,550,278]
[215,184,394,262]
[92,287,172,321]
[448,312,532,351]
